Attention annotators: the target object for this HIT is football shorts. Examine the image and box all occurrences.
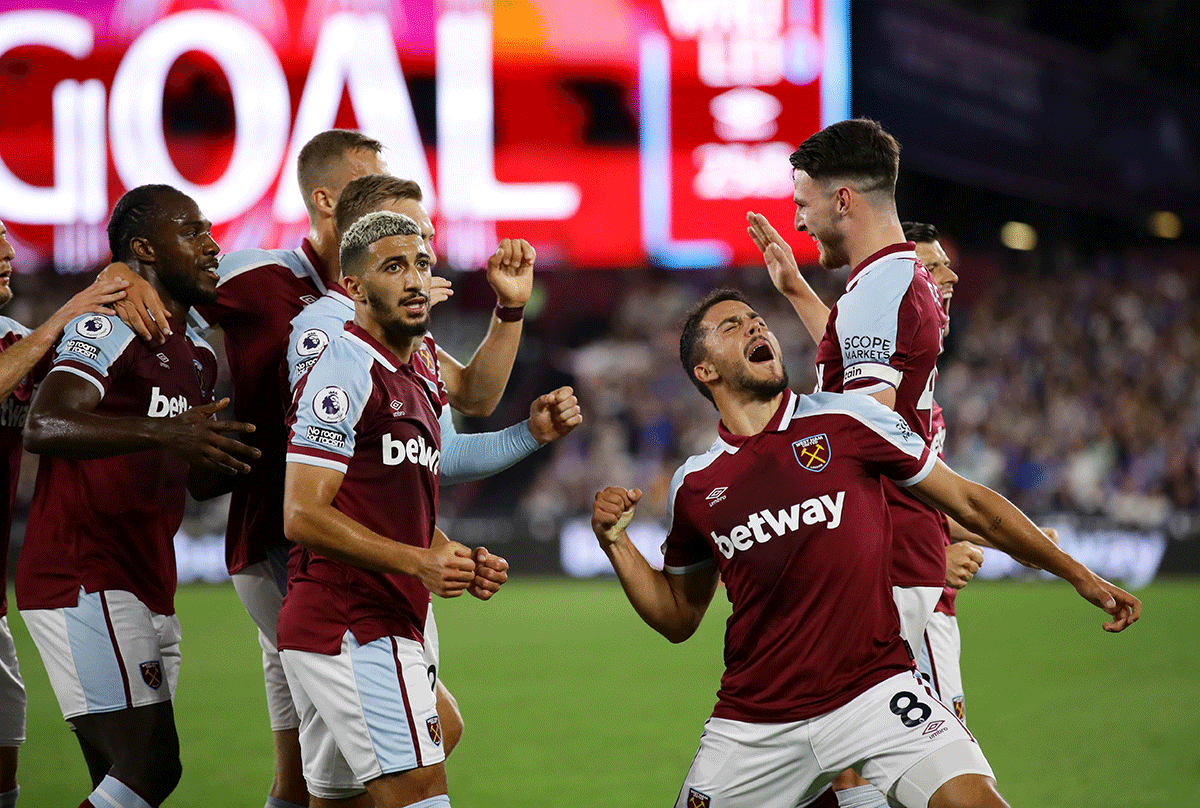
[22,588,180,720]
[0,616,26,745]
[280,630,445,800]
[917,611,965,723]
[676,670,992,808]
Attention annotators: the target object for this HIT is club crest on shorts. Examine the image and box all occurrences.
[139,661,163,690]
[426,715,442,746]
[792,433,830,471]
[953,696,965,721]
[686,788,711,808]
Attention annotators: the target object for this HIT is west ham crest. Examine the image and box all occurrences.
[426,715,442,746]
[793,433,830,472]
[687,788,711,808]
[140,660,163,690]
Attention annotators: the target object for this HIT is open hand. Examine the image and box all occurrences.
[486,239,535,308]
[165,397,259,475]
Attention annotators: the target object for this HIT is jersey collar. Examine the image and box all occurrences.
[325,280,354,315]
[298,238,332,294]
[846,241,917,292]
[342,322,403,373]
[716,388,799,449]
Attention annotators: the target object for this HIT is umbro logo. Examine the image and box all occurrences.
[706,487,727,507]
[390,400,405,416]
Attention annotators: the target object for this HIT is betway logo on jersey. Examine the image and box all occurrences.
[383,433,440,474]
[147,387,188,418]
[0,397,29,429]
[711,492,845,559]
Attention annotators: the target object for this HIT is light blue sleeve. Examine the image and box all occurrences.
[438,407,543,486]
[50,313,137,395]
[286,339,373,472]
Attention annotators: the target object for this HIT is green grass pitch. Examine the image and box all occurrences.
[9,577,1199,807]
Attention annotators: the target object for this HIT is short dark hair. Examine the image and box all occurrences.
[679,288,751,405]
[902,221,939,244]
[334,175,423,240]
[339,210,422,279]
[789,118,900,195]
[297,129,384,218]
[107,184,188,261]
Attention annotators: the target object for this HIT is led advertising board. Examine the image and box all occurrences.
[0,0,847,270]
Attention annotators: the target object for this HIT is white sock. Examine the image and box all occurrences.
[88,776,153,808]
[836,784,888,808]
[0,785,17,808]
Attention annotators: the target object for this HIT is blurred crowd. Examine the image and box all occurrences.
[519,243,1200,537]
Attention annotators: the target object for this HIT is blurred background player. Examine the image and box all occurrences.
[15,185,258,808]
[281,211,506,808]
[105,129,540,808]
[0,220,128,808]
[592,288,1138,808]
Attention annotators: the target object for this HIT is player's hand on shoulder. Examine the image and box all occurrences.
[528,385,582,444]
[486,238,535,308]
[945,541,983,589]
[163,397,260,475]
[429,275,454,308]
[1072,570,1141,633]
[592,487,642,545]
[60,275,129,323]
[100,261,172,344]
[467,546,509,601]
[421,539,476,598]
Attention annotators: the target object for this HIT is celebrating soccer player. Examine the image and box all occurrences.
[280,211,503,808]
[15,186,258,808]
[592,288,1138,808]
[0,219,129,808]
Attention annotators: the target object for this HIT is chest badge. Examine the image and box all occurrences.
[793,433,830,472]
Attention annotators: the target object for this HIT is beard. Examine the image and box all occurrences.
[158,266,218,308]
[368,288,428,340]
[732,363,789,402]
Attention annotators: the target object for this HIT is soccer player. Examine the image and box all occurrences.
[104,130,537,808]
[592,288,1139,808]
[14,185,258,808]
[285,172,581,759]
[280,211,502,808]
[0,220,129,808]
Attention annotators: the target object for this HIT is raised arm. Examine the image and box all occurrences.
[437,239,535,416]
[438,385,581,486]
[283,461,476,597]
[0,276,128,399]
[747,212,829,343]
[910,460,1140,632]
[592,487,720,643]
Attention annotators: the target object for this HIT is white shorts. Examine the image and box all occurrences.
[676,670,992,808]
[231,546,298,731]
[280,630,445,800]
[22,588,181,720]
[0,616,26,745]
[917,611,965,722]
[892,585,942,659]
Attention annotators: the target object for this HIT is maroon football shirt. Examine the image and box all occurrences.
[663,389,934,722]
[278,325,444,655]
[814,243,948,588]
[16,315,217,616]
